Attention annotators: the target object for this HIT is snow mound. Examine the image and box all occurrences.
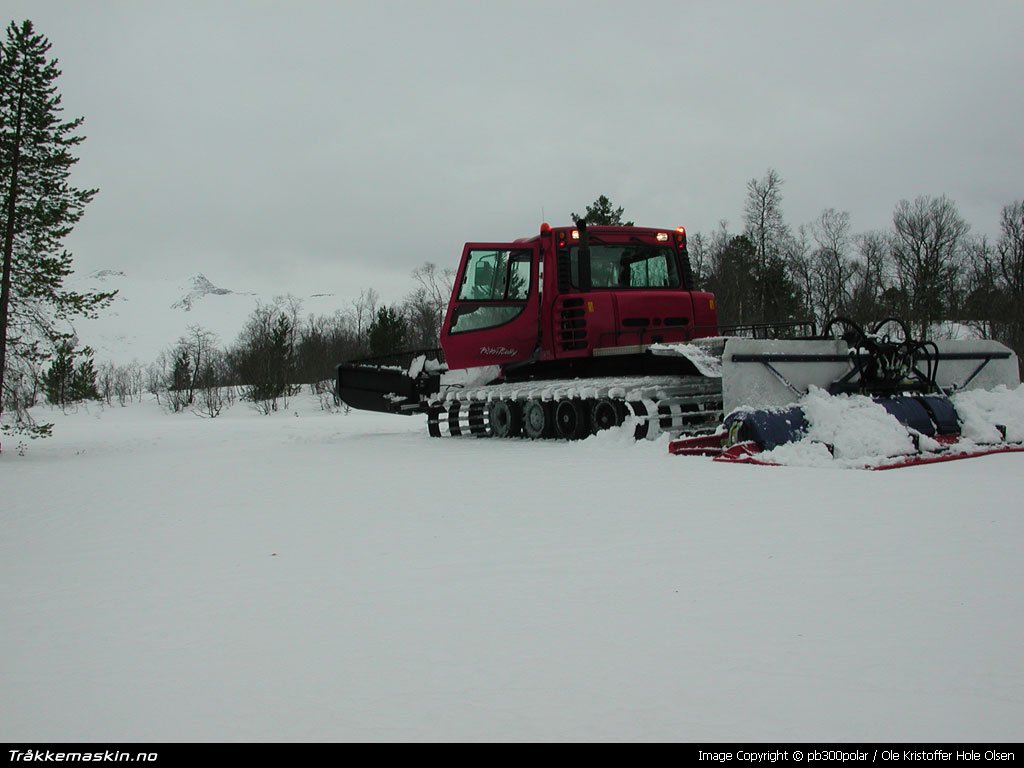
[759,388,917,468]
[952,385,1024,443]
[650,340,723,377]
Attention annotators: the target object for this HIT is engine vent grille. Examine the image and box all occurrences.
[558,298,587,351]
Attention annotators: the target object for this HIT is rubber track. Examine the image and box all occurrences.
[426,375,724,440]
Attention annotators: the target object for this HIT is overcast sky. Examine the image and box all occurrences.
[6,0,1024,305]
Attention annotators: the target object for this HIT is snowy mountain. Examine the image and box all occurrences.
[169,273,237,311]
[67,270,348,365]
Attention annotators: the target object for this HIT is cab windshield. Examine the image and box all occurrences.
[570,244,680,289]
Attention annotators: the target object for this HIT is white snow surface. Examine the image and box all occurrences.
[2,393,1024,742]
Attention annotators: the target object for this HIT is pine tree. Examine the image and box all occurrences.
[227,304,297,410]
[572,195,633,226]
[42,339,73,405]
[267,312,294,400]
[708,235,760,327]
[172,347,192,402]
[368,305,408,356]
[0,20,114,448]
[70,348,99,402]
[42,340,98,406]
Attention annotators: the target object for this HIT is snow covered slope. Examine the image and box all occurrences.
[67,270,347,365]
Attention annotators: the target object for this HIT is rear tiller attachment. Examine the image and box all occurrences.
[669,318,1023,469]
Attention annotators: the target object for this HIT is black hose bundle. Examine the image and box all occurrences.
[820,317,942,395]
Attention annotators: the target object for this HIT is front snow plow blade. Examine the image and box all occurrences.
[336,350,442,415]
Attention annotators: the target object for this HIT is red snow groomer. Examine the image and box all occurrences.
[339,221,730,439]
[336,223,1022,466]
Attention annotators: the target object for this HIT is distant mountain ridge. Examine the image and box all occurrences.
[68,270,342,365]
[170,273,237,311]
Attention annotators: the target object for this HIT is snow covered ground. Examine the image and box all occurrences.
[2,394,1023,742]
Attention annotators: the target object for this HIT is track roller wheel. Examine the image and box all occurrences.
[427,407,443,437]
[631,400,650,440]
[590,398,627,434]
[488,400,522,438]
[447,402,462,436]
[468,402,488,436]
[522,400,552,439]
[554,398,590,440]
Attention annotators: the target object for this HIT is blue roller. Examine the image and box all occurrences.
[876,397,935,435]
[917,395,960,435]
[724,406,808,451]
[725,395,962,451]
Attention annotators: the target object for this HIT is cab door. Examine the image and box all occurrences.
[440,242,539,370]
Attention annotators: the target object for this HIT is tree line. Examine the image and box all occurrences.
[691,170,1024,356]
[47,269,457,419]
